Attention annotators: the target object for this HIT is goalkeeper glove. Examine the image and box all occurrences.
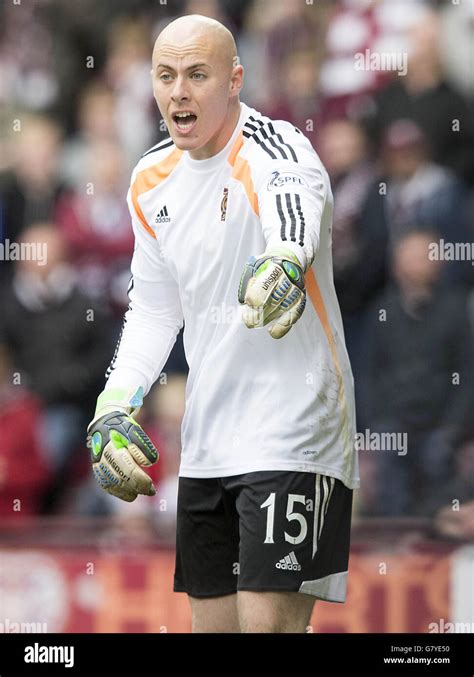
[238,246,306,339]
[86,387,158,502]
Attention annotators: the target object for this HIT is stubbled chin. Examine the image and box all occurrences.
[172,135,198,149]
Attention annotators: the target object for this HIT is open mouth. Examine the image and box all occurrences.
[172,111,197,133]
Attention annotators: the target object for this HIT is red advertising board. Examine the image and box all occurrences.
[0,545,455,633]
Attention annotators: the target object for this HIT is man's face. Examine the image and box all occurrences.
[393,234,442,289]
[386,146,423,180]
[151,36,240,159]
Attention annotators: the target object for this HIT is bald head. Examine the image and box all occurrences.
[150,14,243,160]
[153,14,237,74]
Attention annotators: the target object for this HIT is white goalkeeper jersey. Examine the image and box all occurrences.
[106,102,359,489]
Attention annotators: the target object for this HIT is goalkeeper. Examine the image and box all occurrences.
[87,14,359,633]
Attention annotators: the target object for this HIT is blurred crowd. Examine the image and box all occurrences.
[0,0,473,541]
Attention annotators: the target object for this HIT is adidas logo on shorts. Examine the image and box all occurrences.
[275,551,301,571]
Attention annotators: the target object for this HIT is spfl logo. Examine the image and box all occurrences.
[267,171,308,191]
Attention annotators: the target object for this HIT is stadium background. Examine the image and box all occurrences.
[0,0,473,633]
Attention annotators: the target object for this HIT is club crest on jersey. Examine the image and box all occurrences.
[267,171,308,191]
[220,187,229,221]
[155,205,171,223]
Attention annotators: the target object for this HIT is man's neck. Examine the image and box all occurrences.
[399,284,434,317]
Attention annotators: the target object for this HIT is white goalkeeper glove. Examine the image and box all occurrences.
[86,387,158,502]
[238,246,306,339]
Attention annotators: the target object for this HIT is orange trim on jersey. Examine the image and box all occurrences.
[306,267,352,454]
[227,132,259,216]
[305,268,351,440]
[305,268,339,370]
[228,131,244,166]
[131,147,183,238]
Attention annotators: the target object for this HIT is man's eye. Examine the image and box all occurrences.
[160,73,172,82]
[191,72,205,80]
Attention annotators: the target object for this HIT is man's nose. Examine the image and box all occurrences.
[171,76,190,102]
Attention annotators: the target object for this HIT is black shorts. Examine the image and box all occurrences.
[173,470,353,602]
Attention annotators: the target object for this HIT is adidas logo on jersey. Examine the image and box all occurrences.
[275,551,301,571]
[155,205,171,223]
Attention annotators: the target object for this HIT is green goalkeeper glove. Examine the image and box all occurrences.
[238,246,306,339]
[86,387,158,502]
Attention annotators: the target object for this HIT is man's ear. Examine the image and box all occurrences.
[230,64,244,97]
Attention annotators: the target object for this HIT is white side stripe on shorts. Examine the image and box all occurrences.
[312,475,335,558]
[299,570,348,602]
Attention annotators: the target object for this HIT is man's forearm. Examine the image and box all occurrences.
[105,301,182,397]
